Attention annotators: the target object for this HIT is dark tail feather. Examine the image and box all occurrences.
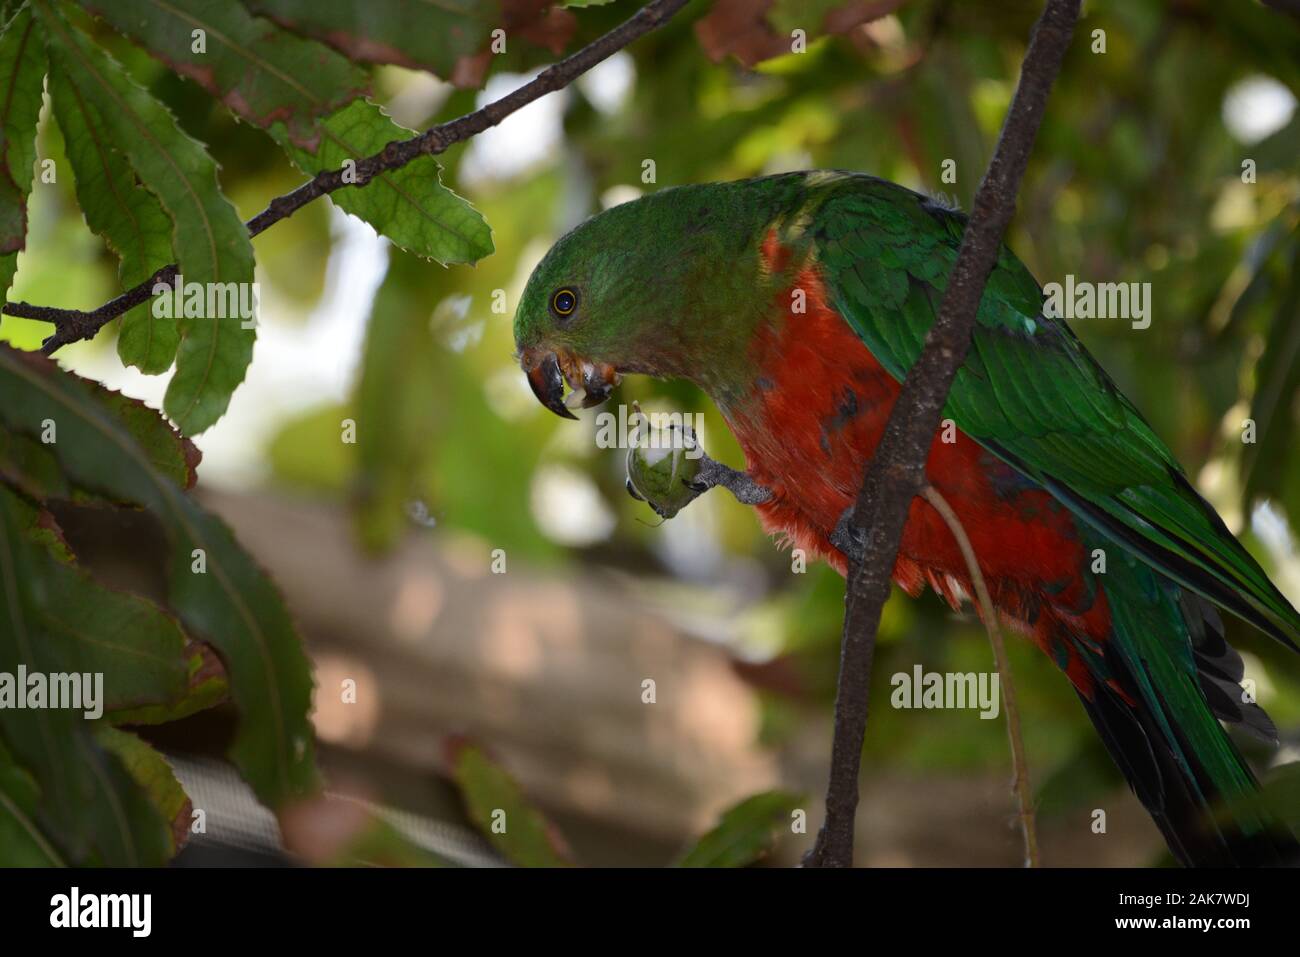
[1179,591,1279,743]
[1077,644,1298,867]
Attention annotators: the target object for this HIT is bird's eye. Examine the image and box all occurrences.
[551,288,578,318]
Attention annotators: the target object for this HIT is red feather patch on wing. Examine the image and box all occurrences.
[720,230,1113,695]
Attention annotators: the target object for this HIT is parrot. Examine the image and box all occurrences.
[513,170,1300,866]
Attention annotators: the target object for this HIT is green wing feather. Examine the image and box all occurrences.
[811,173,1300,648]
[1074,526,1266,833]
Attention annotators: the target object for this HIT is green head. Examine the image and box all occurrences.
[514,175,813,417]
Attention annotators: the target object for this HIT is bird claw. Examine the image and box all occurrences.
[831,507,867,565]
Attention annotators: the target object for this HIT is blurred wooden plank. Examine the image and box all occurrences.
[202,488,780,842]
[202,488,1164,866]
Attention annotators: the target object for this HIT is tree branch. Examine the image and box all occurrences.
[2,0,691,354]
[802,0,1080,868]
[682,459,1043,865]
[921,485,1039,867]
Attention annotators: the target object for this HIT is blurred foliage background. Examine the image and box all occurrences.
[2,0,1299,866]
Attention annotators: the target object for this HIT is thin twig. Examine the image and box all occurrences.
[2,0,691,354]
[921,485,1039,867]
[803,0,1080,868]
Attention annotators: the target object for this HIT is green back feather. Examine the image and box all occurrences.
[808,172,1300,649]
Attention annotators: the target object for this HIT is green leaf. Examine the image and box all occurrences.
[448,741,573,867]
[82,0,367,150]
[0,387,197,510]
[108,637,227,726]
[0,736,65,866]
[49,69,178,373]
[0,479,192,714]
[0,362,199,495]
[675,790,804,867]
[0,6,41,192]
[0,486,175,864]
[354,249,445,549]
[273,98,493,265]
[0,253,16,309]
[1242,233,1300,523]
[331,812,454,868]
[0,6,47,303]
[9,513,192,716]
[96,387,202,489]
[0,426,69,499]
[1214,215,1294,345]
[95,725,192,856]
[38,1,256,434]
[0,345,318,808]
[247,0,495,78]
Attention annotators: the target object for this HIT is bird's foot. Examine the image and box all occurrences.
[831,506,867,566]
[689,456,773,505]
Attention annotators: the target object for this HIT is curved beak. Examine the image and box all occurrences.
[524,350,576,420]
[520,348,620,420]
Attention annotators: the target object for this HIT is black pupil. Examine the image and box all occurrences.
[555,291,575,313]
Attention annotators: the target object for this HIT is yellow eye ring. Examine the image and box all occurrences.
[551,288,578,318]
